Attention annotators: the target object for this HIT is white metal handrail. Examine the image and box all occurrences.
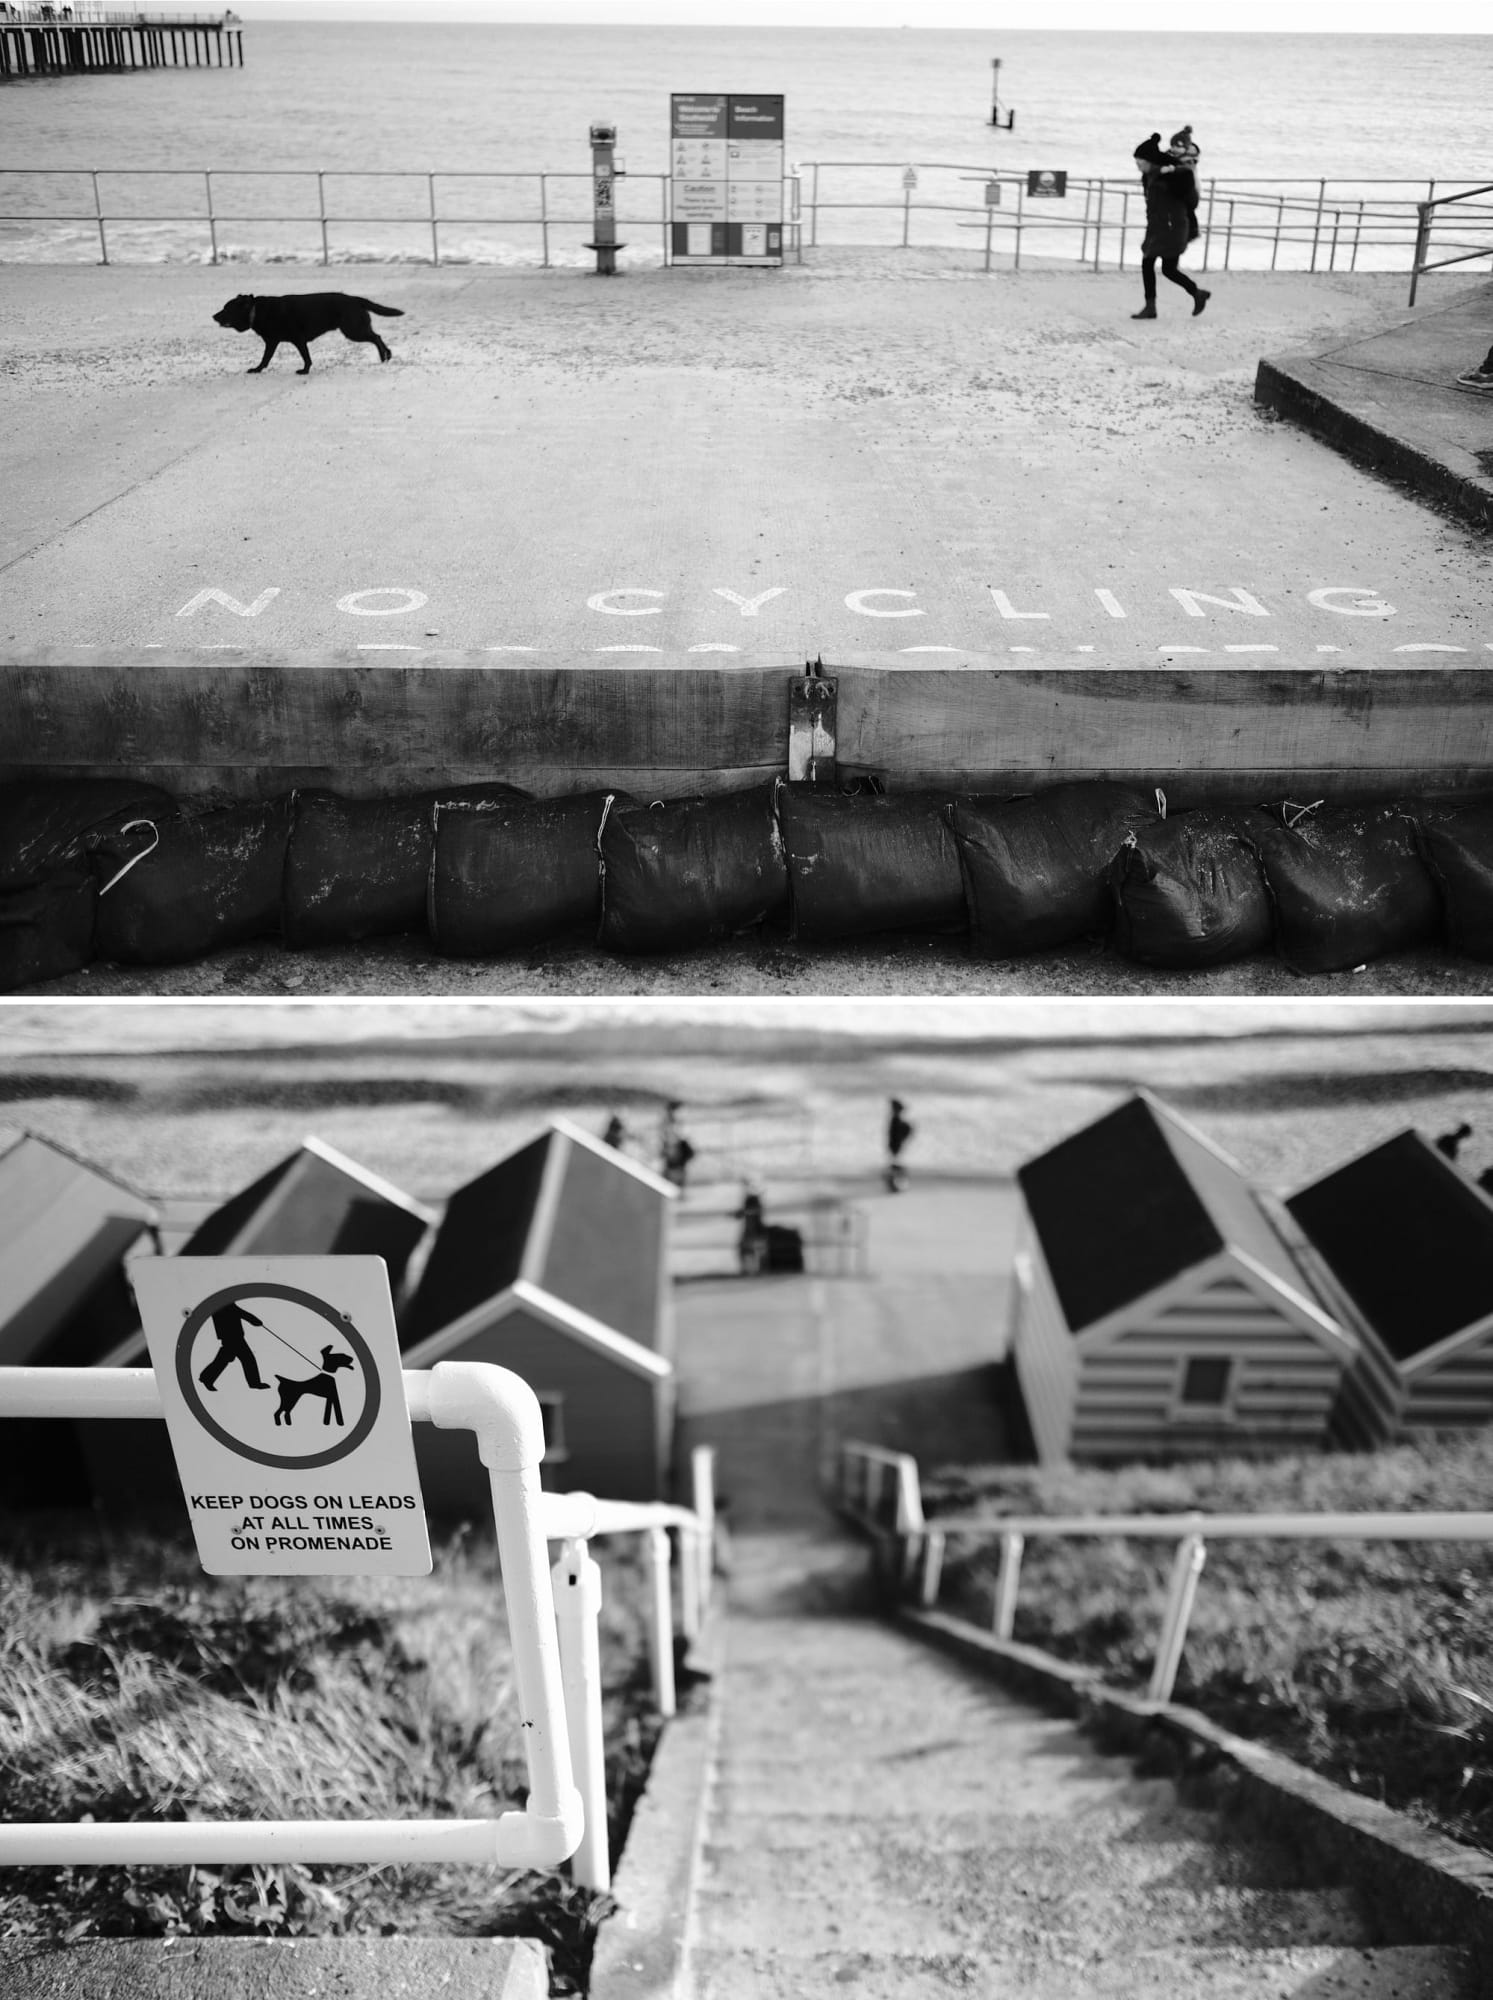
[0,1366,714,1895]
[836,1438,925,1537]
[838,1440,1493,1705]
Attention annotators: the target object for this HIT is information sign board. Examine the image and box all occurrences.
[670,92,784,266]
[1027,169,1068,198]
[136,1256,431,1578]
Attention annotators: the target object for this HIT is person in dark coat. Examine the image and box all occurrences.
[885,1098,914,1193]
[1436,1121,1473,1161]
[1132,125,1210,321]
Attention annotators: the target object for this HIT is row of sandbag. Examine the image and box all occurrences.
[3,775,1493,990]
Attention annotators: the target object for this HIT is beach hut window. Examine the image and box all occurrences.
[538,1393,568,1462]
[1178,1356,1233,1408]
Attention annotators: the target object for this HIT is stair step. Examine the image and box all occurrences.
[686,1942,1474,2000]
[693,1881,1371,1957]
[700,1813,1316,1891]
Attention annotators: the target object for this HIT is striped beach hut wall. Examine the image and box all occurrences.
[1287,1129,1493,1447]
[0,1127,159,1505]
[1010,1092,1354,1464]
[398,1117,677,1512]
[82,1136,437,1509]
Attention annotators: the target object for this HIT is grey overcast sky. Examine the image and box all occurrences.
[230,2,1488,31]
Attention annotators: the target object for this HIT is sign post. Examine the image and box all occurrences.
[670,92,784,267]
[135,1256,431,1577]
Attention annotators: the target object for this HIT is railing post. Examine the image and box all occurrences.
[206,168,217,266]
[1092,177,1104,272]
[539,171,549,269]
[317,168,328,266]
[1149,1530,1207,1703]
[1201,177,1214,271]
[428,170,438,266]
[644,1525,677,1719]
[678,1518,701,1642]
[552,1535,609,1891]
[1014,172,1024,271]
[690,1443,715,1608]
[992,1530,1024,1641]
[1310,176,1325,271]
[1409,199,1431,306]
[92,166,106,264]
[918,1527,945,1608]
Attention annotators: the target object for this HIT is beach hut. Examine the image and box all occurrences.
[398,1118,677,1512]
[1010,1092,1354,1464]
[0,1126,159,1504]
[82,1137,437,1509]
[1287,1129,1493,1447]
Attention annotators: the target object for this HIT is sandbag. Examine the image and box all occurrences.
[429,791,619,955]
[0,778,177,889]
[0,867,96,993]
[90,801,292,965]
[779,788,965,940]
[284,785,525,948]
[1414,798,1493,960]
[599,783,787,954]
[1244,803,1440,976]
[1109,810,1273,969]
[950,783,1160,957]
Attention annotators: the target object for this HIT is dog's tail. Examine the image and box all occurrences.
[360,300,405,317]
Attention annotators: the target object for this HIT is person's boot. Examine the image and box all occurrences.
[1192,288,1211,315]
[1131,302,1156,319]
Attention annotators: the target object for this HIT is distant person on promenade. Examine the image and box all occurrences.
[661,1101,695,1189]
[1436,1121,1473,1161]
[1456,345,1493,395]
[885,1098,914,1193]
[1132,126,1210,321]
[603,1112,627,1153]
[735,1183,769,1276]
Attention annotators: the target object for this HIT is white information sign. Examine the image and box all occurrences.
[135,1256,432,1578]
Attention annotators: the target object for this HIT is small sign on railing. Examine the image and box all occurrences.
[136,1256,431,1577]
[1027,169,1067,198]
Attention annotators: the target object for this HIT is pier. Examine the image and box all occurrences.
[0,7,243,80]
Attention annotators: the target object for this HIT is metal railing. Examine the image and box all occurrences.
[836,1440,1493,1704]
[795,162,1493,296]
[0,1364,715,1898]
[1409,181,1493,306]
[0,167,675,267]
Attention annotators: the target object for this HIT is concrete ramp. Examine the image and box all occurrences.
[1256,279,1493,529]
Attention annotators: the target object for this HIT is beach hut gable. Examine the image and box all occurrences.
[401,1277,672,1381]
[547,1114,679,1200]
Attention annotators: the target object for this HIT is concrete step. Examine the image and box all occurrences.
[686,1943,1474,2000]
[692,1882,1373,1957]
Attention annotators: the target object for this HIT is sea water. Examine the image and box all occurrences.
[1,24,1487,263]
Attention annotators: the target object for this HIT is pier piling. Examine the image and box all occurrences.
[0,7,244,80]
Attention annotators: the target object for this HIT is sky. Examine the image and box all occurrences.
[230,1,1489,32]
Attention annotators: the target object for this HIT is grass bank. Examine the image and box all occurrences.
[0,1513,680,1994]
[924,1430,1493,1857]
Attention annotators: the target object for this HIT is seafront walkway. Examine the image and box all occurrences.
[4,254,1490,660]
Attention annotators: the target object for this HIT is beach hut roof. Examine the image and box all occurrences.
[1016,1091,1316,1335]
[0,1126,158,1364]
[1286,1128,1493,1361]
[101,1137,435,1366]
[399,1116,676,1358]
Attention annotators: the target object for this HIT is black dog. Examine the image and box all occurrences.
[212,292,403,374]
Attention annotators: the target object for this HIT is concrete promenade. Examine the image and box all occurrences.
[4,257,1490,662]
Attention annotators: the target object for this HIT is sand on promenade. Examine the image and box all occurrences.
[6,252,1493,997]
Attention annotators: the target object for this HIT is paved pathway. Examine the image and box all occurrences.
[4,261,1490,659]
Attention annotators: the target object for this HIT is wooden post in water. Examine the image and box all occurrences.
[989,57,1015,130]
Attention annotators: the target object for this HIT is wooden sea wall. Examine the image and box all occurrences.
[4,651,1492,805]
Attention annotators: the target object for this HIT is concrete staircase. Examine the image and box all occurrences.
[679,1529,1473,2000]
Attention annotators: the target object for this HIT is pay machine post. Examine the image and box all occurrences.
[134,1256,432,1578]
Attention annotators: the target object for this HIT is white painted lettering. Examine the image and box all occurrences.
[688,643,742,652]
[845,589,924,618]
[988,590,1049,620]
[712,587,786,617]
[1094,589,1127,619]
[1307,587,1396,617]
[588,590,665,615]
[1169,587,1270,618]
[176,587,280,619]
[336,588,428,616]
